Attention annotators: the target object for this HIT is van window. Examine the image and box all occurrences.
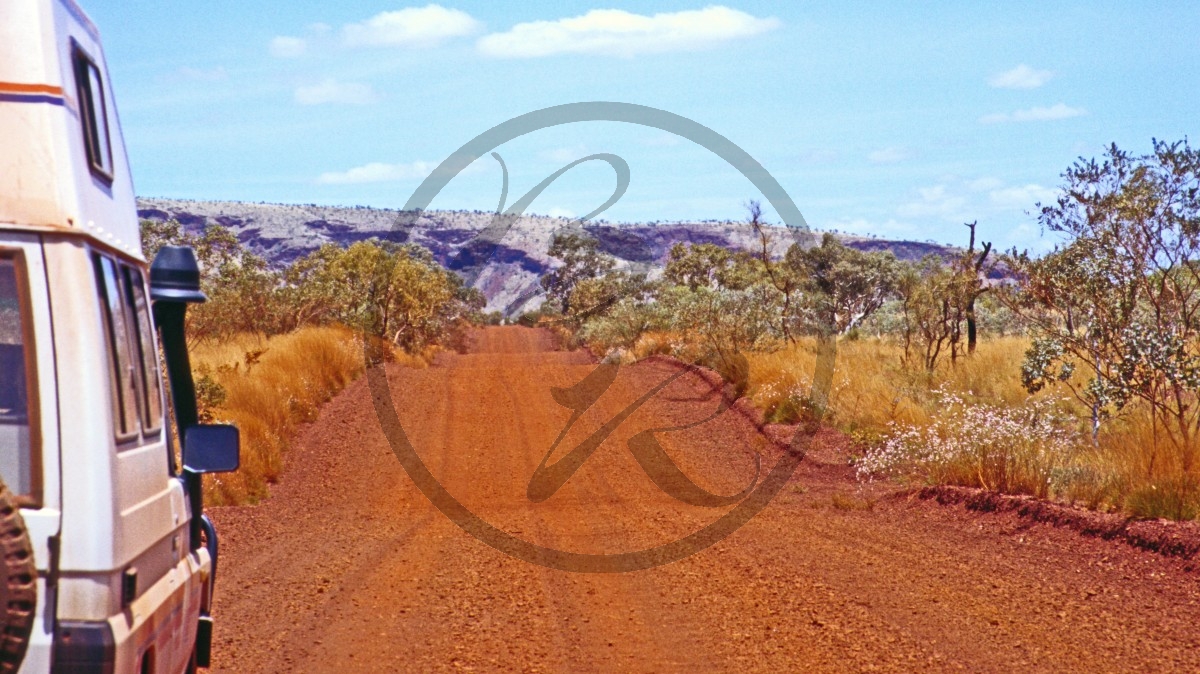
[124,266,163,434]
[94,254,140,441]
[0,253,37,499]
[72,43,114,181]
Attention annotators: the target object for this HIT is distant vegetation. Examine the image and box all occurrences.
[142,219,484,349]
[534,139,1200,521]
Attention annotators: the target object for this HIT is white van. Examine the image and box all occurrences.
[1,1,239,672]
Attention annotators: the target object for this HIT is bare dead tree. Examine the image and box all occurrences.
[960,221,993,355]
[747,200,801,344]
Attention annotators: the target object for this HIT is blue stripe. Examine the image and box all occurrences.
[0,93,65,106]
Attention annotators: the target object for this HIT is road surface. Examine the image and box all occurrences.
[209,326,1200,672]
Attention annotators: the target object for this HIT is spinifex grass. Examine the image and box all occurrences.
[191,326,426,505]
[745,337,1034,432]
[743,336,1200,519]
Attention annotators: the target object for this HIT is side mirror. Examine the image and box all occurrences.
[183,424,240,474]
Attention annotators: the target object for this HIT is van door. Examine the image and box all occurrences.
[0,232,62,673]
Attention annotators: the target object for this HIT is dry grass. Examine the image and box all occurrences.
[192,326,428,505]
[743,336,1200,520]
[746,337,1035,434]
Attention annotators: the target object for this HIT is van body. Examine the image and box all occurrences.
[1,1,233,671]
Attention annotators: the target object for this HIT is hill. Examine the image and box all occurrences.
[136,197,963,315]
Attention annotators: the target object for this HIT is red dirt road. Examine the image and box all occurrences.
[210,326,1200,672]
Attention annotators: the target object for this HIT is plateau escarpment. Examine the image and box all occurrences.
[136,197,961,315]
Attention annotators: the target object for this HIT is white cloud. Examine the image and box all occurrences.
[270,36,307,58]
[477,6,780,58]
[316,157,491,184]
[316,161,436,185]
[539,145,590,163]
[989,183,1058,209]
[980,103,1086,124]
[175,66,228,82]
[294,79,379,106]
[797,148,840,164]
[967,177,1004,192]
[988,64,1053,89]
[342,5,482,48]
[868,146,911,164]
[897,184,969,221]
[897,178,1056,223]
[642,132,681,147]
[546,207,576,219]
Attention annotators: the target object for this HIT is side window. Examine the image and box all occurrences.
[0,252,40,502]
[123,266,163,434]
[94,254,140,441]
[72,42,114,181]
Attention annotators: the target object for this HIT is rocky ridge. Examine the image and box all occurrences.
[136,197,961,315]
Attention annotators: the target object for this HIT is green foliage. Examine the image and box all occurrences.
[283,241,479,351]
[1010,139,1200,464]
[540,232,615,315]
[141,221,286,342]
[193,372,227,424]
[896,255,973,372]
[139,219,480,352]
[786,233,899,336]
[663,242,761,291]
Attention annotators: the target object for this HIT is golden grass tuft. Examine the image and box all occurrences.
[745,335,1200,519]
[746,337,1035,433]
[192,326,425,505]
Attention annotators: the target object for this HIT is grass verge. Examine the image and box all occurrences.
[732,336,1198,520]
[191,326,428,505]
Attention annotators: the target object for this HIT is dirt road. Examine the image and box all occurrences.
[210,326,1200,672]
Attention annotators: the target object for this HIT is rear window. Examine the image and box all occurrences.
[93,254,166,446]
[72,42,114,181]
[124,266,163,433]
[94,254,141,441]
[0,253,39,500]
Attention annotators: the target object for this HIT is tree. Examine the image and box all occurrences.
[663,242,760,292]
[541,232,615,316]
[140,220,284,342]
[896,256,973,372]
[959,221,993,354]
[787,233,898,336]
[284,241,478,351]
[1015,139,1200,471]
[747,200,805,343]
[572,271,656,353]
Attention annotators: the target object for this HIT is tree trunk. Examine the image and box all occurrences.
[966,296,978,354]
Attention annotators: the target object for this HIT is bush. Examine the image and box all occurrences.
[1127,476,1200,521]
[856,389,1080,498]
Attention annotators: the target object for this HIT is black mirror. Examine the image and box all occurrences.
[183,424,240,473]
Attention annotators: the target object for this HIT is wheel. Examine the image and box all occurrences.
[0,478,35,674]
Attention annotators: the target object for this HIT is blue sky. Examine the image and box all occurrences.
[91,2,1199,252]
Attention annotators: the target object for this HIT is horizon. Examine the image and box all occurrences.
[136,195,959,247]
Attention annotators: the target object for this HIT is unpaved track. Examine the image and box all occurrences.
[210,327,1200,672]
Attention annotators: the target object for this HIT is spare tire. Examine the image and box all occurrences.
[0,478,35,674]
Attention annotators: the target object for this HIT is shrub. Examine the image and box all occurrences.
[856,389,1080,498]
[1126,476,1200,521]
